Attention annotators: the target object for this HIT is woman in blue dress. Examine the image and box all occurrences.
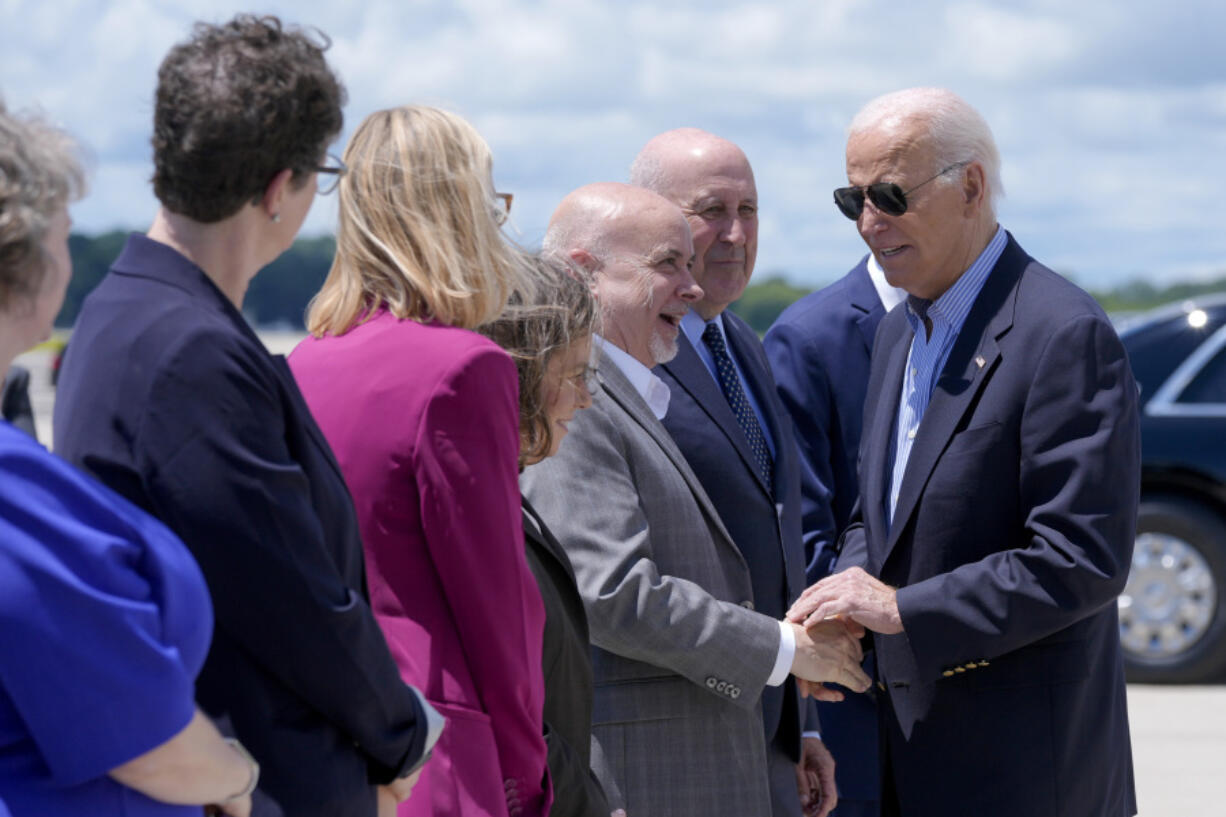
[0,106,257,815]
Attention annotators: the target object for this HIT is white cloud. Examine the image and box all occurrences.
[2,0,1224,289]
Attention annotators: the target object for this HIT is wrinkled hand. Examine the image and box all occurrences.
[796,736,837,817]
[787,567,904,635]
[789,619,871,693]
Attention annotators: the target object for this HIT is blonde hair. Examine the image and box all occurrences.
[307,105,531,335]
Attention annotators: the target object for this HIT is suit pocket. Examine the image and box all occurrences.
[941,421,1003,460]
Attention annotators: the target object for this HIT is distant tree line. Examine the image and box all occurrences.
[58,232,1226,335]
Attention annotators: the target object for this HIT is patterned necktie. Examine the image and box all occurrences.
[701,322,773,495]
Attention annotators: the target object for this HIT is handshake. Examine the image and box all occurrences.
[783,567,905,700]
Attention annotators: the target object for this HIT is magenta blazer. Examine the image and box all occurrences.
[290,310,550,817]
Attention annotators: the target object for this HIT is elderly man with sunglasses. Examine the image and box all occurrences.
[783,88,1140,817]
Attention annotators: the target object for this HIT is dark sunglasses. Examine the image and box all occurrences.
[833,161,969,220]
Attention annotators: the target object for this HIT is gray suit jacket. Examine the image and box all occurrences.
[521,348,780,816]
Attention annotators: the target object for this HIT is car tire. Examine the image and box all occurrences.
[1120,495,1226,683]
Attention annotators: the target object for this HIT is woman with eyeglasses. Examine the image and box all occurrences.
[288,105,551,817]
[52,16,438,817]
[478,257,633,817]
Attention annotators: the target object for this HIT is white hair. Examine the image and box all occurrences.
[849,87,1003,217]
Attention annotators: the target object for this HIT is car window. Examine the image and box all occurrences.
[1179,346,1226,404]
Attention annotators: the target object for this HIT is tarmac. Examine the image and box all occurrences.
[12,339,1225,816]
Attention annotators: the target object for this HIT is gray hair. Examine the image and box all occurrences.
[849,87,1003,217]
[0,103,86,308]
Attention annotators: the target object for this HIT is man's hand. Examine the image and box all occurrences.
[789,619,871,693]
[787,567,904,635]
[796,736,837,817]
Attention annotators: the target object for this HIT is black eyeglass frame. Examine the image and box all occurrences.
[314,153,347,195]
[833,160,970,220]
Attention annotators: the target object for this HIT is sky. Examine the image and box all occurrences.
[2,0,1225,290]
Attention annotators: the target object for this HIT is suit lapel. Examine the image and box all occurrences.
[267,353,352,489]
[661,329,770,497]
[848,262,884,357]
[861,317,911,562]
[596,349,743,564]
[884,242,1024,557]
[522,496,580,588]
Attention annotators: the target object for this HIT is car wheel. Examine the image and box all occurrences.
[1119,496,1226,683]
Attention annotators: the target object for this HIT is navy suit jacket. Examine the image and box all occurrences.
[766,257,885,578]
[53,234,428,817]
[764,259,884,805]
[841,234,1139,817]
[657,310,812,760]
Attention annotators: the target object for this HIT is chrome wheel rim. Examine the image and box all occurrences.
[1120,532,1217,661]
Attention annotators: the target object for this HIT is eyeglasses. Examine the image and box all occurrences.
[833,161,969,220]
[315,153,347,195]
[564,364,599,393]
[493,192,513,226]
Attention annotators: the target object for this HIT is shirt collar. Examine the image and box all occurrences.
[865,254,907,312]
[594,334,671,420]
[906,225,1007,336]
[680,308,723,348]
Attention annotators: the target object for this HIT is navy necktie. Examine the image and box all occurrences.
[701,322,773,495]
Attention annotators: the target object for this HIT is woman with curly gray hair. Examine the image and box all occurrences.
[0,105,257,816]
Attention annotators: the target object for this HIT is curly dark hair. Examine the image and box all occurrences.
[152,14,346,223]
[480,254,600,467]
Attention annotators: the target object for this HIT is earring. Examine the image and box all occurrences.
[271,213,281,224]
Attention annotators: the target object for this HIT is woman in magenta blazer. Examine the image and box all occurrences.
[289,106,549,817]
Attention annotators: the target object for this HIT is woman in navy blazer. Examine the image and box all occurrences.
[289,106,551,817]
[53,17,436,817]
[0,105,257,816]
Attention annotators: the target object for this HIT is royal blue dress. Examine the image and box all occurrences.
[0,420,213,816]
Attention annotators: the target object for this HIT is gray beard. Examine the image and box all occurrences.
[650,327,678,365]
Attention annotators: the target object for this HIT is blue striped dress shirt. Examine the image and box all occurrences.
[887,226,1007,525]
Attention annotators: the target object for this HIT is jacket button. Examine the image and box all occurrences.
[740,600,755,610]
[706,677,718,689]
[954,666,966,673]
[716,681,728,693]
[731,687,741,699]
[876,681,886,691]
[978,660,990,667]
[942,670,955,678]
[964,662,978,670]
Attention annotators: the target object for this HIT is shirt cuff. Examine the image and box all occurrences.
[766,620,795,687]
[410,686,446,756]
[802,731,823,741]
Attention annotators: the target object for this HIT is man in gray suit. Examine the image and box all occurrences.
[630,128,836,817]
[522,182,870,816]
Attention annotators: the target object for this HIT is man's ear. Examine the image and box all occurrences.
[568,248,600,291]
[261,168,296,219]
[962,162,987,211]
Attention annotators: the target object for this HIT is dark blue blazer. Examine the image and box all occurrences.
[764,259,884,808]
[765,257,884,578]
[842,234,1139,817]
[53,235,428,817]
[657,310,812,760]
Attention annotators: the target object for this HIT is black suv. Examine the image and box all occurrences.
[1117,294,1226,682]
